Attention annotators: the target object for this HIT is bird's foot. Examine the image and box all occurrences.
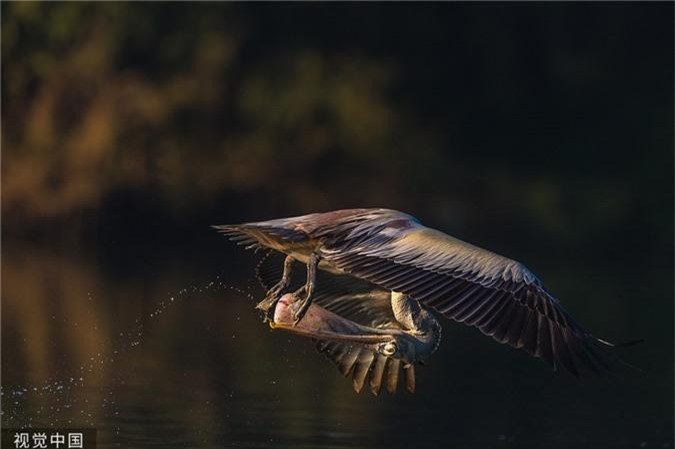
[289,288,311,326]
[256,290,282,322]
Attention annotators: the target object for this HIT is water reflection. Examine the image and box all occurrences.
[2,244,672,448]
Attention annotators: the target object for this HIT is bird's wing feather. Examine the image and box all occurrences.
[314,339,415,395]
[318,220,611,375]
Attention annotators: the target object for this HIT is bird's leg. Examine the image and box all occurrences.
[290,252,320,326]
[256,255,294,319]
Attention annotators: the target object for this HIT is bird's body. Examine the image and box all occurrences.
[216,208,624,390]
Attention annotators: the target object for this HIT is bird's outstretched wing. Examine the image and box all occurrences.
[219,208,626,375]
[312,209,614,376]
[257,251,416,394]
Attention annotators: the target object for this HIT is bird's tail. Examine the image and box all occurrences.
[213,221,308,252]
[212,224,264,251]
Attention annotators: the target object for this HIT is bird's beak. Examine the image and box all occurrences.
[270,294,394,344]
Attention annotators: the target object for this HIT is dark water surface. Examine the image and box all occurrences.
[2,243,672,448]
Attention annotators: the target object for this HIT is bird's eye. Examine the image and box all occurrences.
[379,342,397,356]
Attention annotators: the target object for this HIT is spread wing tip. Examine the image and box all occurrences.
[526,331,641,377]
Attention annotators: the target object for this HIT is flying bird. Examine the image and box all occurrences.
[215,208,631,379]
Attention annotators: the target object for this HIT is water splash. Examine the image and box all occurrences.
[1,272,256,432]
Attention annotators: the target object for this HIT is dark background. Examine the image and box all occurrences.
[2,3,673,448]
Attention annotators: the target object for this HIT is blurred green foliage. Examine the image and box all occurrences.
[2,3,440,231]
[1,2,672,265]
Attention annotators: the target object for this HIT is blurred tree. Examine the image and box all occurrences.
[1,2,441,235]
[1,1,671,269]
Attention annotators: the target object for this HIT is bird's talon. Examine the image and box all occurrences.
[289,296,308,326]
[292,312,305,326]
[256,288,283,313]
